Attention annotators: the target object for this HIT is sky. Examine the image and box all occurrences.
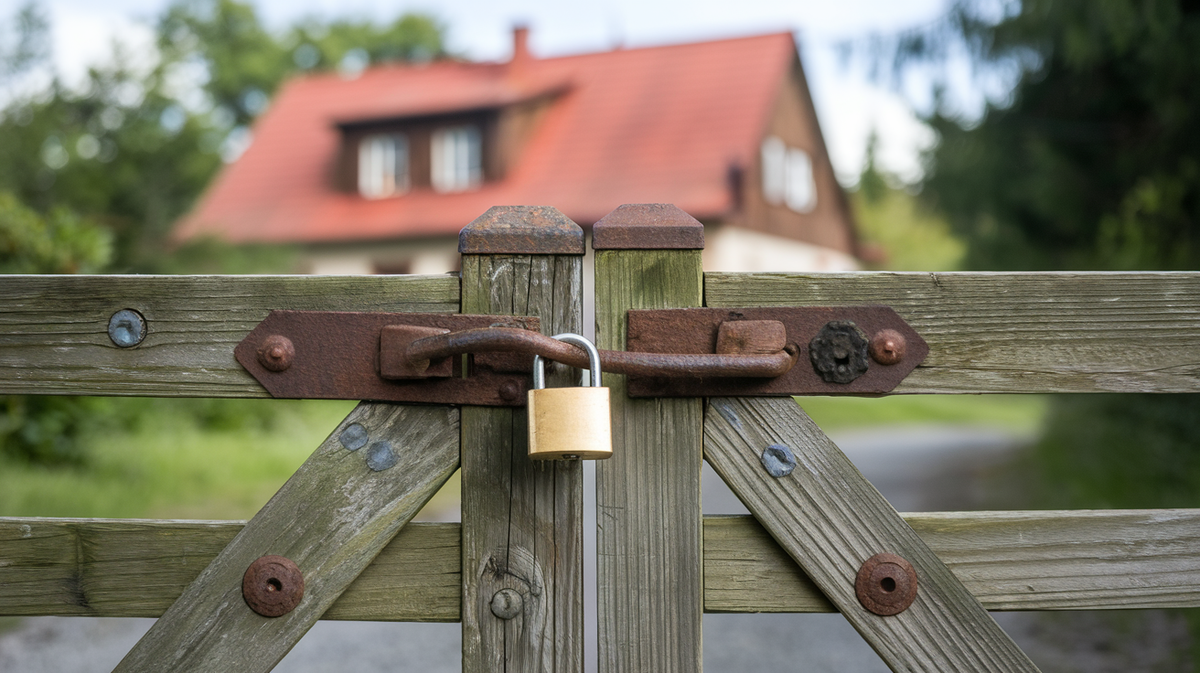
[36,0,963,185]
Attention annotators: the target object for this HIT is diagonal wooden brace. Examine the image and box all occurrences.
[704,397,1041,673]
[114,402,459,673]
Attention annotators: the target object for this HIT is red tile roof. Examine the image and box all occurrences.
[175,32,797,244]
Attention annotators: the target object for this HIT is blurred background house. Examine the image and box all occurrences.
[174,28,861,274]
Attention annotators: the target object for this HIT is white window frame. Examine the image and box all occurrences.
[431,125,483,193]
[358,133,409,199]
[760,135,817,214]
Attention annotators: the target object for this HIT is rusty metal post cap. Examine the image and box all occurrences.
[459,205,584,254]
[855,553,918,616]
[243,555,305,617]
[592,203,705,250]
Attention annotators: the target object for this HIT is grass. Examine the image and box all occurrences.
[0,394,1046,521]
[799,394,1048,433]
[0,398,355,520]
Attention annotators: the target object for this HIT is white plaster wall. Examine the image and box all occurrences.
[702,225,859,273]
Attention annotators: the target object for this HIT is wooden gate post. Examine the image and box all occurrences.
[594,204,705,673]
[459,206,585,673]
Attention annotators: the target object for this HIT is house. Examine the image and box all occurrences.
[174,28,860,274]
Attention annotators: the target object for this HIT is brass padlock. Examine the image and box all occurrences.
[527,333,612,460]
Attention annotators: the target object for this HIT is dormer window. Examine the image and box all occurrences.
[358,133,409,198]
[761,136,816,213]
[431,125,483,193]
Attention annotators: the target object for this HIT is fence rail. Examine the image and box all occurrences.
[707,271,1200,393]
[0,274,459,397]
[5,508,1198,620]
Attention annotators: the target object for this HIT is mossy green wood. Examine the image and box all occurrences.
[113,402,459,673]
[705,396,1040,672]
[595,248,704,673]
[705,271,1200,393]
[460,253,583,673]
[0,274,459,397]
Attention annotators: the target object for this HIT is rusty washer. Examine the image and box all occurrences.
[869,329,907,366]
[257,335,295,372]
[809,321,870,384]
[855,553,918,616]
[243,555,304,617]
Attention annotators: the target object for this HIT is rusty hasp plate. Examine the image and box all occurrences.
[235,311,540,406]
[624,306,927,397]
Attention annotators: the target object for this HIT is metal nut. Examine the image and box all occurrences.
[107,309,146,348]
[855,553,917,616]
[490,588,523,620]
[243,555,304,617]
[257,334,295,372]
[760,443,797,478]
[809,321,869,384]
[869,329,906,365]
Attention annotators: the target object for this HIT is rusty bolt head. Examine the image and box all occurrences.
[855,553,917,616]
[243,555,304,617]
[257,335,295,372]
[499,381,521,403]
[869,329,907,366]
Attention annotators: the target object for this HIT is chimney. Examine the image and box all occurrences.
[512,25,531,65]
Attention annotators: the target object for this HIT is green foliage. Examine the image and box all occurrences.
[886,0,1200,270]
[850,134,966,271]
[157,0,446,126]
[0,0,447,271]
[1029,394,1200,509]
[0,191,112,273]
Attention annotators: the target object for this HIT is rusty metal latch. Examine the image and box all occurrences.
[235,307,927,406]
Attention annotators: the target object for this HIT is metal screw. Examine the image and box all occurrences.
[339,423,368,451]
[365,440,399,471]
[855,553,918,616]
[243,555,304,617]
[760,443,797,477]
[257,334,295,372]
[869,329,906,366]
[107,309,146,348]
[490,588,523,620]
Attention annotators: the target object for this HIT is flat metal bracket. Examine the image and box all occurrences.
[624,306,927,397]
[235,306,926,405]
[236,311,539,407]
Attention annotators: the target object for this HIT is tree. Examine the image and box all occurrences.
[875,0,1200,270]
[0,0,447,271]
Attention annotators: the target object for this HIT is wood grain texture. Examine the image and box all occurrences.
[6,510,1199,620]
[704,510,1200,612]
[705,396,1039,672]
[0,519,460,621]
[595,249,704,673]
[114,402,459,672]
[0,274,459,397]
[460,254,583,673]
[705,271,1200,393]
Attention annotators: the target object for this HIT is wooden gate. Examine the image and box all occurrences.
[2,203,1198,672]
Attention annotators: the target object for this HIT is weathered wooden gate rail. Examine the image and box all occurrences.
[2,256,1200,671]
[5,509,1199,619]
[3,272,1197,396]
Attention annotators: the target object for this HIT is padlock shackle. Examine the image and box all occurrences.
[532,333,602,389]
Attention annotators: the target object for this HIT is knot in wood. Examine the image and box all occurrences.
[243,555,304,617]
[855,553,918,616]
